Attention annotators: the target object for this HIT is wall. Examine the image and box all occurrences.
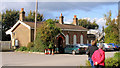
[12,23,30,47]
[0,41,11,50]
[62,30,87,45]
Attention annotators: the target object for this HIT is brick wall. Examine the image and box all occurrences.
[62,30,87,45]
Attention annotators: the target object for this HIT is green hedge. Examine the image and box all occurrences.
[16,46,29,51]
[16,41,47,52]
[105,57,119,68]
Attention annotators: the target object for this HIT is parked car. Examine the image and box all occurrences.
[108,43,119,51]
[64,44,87,54]
[79,44,88,48]
[97,43,114,51]
[116,44,120,50]
[87,44,91,46]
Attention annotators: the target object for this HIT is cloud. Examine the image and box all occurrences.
[38,2,117,12]
[64,17,107,30]
[0,1,117,29]
[91,18,106,30]
[1,2,117,12]
[1,2,117,20]
[2,0,120,2]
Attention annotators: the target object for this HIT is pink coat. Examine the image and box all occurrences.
[92,49,105,66]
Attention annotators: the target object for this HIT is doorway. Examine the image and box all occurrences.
[58,37,64,53]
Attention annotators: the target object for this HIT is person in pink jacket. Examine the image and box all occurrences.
[92,43,105,68]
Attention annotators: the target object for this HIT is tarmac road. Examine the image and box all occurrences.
[0,51,119,66]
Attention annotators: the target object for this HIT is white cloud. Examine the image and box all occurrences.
[64,18,73,24]
[88,18,106,30]
[64,17,106,31]
[96,18,106,26]
[82,17,91,21]
[65,17,107,30]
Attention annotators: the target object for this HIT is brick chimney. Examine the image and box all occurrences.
[73,15,78,25]
[19,8,25,21]
[59,13,64,24]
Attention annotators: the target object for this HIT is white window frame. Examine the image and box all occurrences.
[80,35,83,44]
[66,34,69,45]
[73,35,77,44]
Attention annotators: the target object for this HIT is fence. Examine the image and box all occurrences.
[0,41,12,50]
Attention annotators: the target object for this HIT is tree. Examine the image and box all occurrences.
[0,12,1,22]
[34,19,61,51]
[78,19,99,29]
[104,10,119,44]
[25,10,44,22]
[2,9,19,41]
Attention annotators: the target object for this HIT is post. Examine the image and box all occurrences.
[34,0,38,41]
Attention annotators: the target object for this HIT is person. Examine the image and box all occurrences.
[86,39,98,68]
[92,43,105,68]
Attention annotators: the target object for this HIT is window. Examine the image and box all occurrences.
[66,34,69,45]
[73,35,77,44]
[80,35,83,44]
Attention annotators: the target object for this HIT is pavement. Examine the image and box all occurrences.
[0,51,119,66]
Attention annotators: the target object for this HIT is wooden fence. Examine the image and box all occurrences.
[0,41,12,50]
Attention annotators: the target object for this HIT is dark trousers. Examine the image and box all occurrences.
[88,57,94,68]
[94,65,105,68]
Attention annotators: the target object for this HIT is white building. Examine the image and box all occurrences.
[87,29,102,38]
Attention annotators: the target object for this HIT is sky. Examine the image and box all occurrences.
[0,0,120,31]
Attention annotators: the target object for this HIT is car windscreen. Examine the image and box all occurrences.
[75,46,79,48]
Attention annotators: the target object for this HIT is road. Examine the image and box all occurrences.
[0,51,118,66]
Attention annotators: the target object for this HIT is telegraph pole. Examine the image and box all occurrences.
[34,0,38,41]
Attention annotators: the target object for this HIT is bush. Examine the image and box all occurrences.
[27,42,34,50]
[105,57,119,68]
[86,60,91,66]
[34,40,48,52]
[17,46,28,51]
[86,52,120,68]
[114,52,120,59]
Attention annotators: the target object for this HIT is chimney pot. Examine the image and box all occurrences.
[61,13,62,16]
[19,8,25,21]
[59,13,64,24]
[21,8,24,11]
[74,15,77,18]
[73,15,78,25]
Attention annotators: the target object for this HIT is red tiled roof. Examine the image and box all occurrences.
[23,21,88,31]
[55,23,88,30]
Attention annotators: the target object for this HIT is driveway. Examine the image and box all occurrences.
[0,51,118,66]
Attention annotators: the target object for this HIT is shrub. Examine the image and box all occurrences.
[34,40,48,52]
[86,60,91,66]
[17,46,28,51]
[114,52,120,59]
[105,57,120,68]
[27,42,34,50]
[105,52,120,68]
[86,52,120,68]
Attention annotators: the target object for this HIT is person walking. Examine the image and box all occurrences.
[86,39,98,68]
[92,43,105,68]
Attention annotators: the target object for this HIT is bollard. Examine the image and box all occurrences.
[48,49,51,55]
[52,49,54,55]
[72,50,75,55]
[45,49,47,55]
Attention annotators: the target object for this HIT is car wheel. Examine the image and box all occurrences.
[113,48,116,51]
